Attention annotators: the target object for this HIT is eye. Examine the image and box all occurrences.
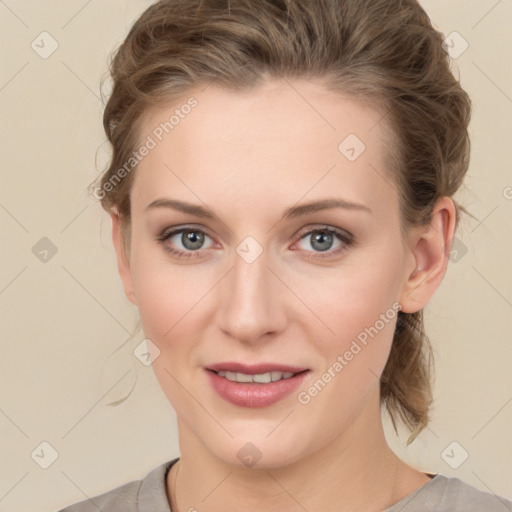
[156,224,354,260]
[293,226,354,258]
[157,226,216,258]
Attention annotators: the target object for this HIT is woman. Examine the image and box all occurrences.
[58,0,512,510]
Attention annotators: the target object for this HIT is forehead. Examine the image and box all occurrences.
[131,79,399,221]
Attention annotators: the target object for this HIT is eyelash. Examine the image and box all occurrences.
[156,225,355,260]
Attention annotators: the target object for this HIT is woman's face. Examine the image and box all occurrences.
[114,79,426,468]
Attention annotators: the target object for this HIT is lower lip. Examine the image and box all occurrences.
[205,369,309,408]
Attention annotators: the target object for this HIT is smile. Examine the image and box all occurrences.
[214,370,296,383]
[204,363,310,408]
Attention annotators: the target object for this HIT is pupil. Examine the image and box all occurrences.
[182,230,204,250]
[311,231,333,252]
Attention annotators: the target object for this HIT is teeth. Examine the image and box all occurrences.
[216,370,295,383]
[235,372,253,383]
[253,372,272,383]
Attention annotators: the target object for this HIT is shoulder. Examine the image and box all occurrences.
[57,479,142,512]
[55,458,178,512]
[437,475,512,511]
[389,473,512,512]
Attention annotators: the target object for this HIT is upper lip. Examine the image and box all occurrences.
[206,362,309,375]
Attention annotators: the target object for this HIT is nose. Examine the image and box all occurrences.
[216,245,287,345]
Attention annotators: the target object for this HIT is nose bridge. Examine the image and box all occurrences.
[218,242,285,342]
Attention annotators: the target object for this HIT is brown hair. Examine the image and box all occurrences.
[94,0,472,444]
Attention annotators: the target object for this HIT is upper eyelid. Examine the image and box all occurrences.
[159,225,212,238]
[296,224,351,237]
[159,226,215,244]
[159,224,353,249]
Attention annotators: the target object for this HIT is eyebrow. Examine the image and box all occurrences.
[144,197,372,219]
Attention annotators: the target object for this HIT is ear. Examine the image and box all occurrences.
[398,196,457,313]
[110,211,137,306]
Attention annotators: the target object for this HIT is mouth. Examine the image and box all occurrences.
[204,362,310,408]
[205,361,309,382]
[212,369,303,383]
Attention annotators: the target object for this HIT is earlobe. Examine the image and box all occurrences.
[399,197,457,314]
[110,211,137,306]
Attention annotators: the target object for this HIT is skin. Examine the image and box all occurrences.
[111,78,456,511]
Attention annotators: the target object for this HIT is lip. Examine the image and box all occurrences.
[204,363,310,408]
[206,361,309,374]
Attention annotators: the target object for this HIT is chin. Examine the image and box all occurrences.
[203,429,311,470]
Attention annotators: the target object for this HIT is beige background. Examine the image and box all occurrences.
[0,1,511,510]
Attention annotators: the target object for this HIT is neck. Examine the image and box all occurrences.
[167,395,423,512]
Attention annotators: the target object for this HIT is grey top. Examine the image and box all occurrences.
[57,457,512,512]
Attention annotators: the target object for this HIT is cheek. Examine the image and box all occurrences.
[132,269,173,337]
[130,259,200,407]
[133,274,196,345]
[298,252,402,344]
[297,249,403,390]
[129,242,217,345]
[298,275,400,426]
[129,242,185,339]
